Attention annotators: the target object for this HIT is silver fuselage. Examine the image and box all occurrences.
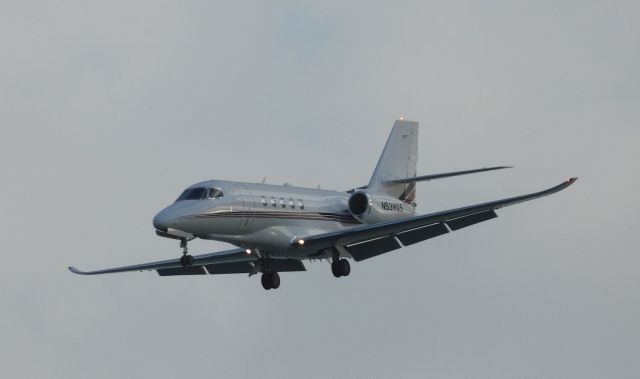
[153,180,415,259]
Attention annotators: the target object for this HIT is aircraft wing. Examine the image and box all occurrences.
[69,246,307,276]
[70,248,257,276]
[296,178,577,261]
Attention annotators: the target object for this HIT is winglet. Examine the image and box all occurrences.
[68,266,87,275]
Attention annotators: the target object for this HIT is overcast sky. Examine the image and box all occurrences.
[1,1,639,378]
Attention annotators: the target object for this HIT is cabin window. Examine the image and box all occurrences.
[298,199,304,210]
[280,198,286,208]
[289,199,295,209]
[208,187,224,199]
[270,197,276,207]
[261,196,267,206]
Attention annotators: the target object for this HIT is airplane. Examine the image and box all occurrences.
[69,119,577,290]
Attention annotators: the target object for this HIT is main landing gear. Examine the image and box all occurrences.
[179,238,194,267]
[261,272,280,290]
[331,259,351,278]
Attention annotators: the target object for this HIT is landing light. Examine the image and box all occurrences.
[245,249,251,255]
[298,239,305,246]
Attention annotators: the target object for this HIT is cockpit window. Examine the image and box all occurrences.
[208,187,224,199]
[185,187,207,200]
[175,190,188,202]
[175,187,207,202]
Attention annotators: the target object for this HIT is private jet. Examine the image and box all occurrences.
[69,120,577,290]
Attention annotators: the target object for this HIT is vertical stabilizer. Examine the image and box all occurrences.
[368,120,418,205]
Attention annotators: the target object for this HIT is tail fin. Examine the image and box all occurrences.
[368,120,418,205]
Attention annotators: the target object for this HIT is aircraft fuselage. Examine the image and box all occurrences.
[152,180,415,258]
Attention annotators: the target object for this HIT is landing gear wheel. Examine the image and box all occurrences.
[332,259,351,277]
[261,273,272,290]
[180,254,194,267]
[261,272,281,290]
[270,272,280,289]
[339,259,350,277]
[331,261,343,278]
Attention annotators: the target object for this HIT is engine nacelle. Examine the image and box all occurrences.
[348,191,414,224]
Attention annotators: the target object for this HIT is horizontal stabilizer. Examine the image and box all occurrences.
[388,166,512,184]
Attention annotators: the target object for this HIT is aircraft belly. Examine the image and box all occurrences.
[201,218,351,255]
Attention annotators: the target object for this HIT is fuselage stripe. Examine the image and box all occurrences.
[186,211,360,224]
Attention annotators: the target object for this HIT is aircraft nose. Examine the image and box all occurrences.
[153,210,171,231]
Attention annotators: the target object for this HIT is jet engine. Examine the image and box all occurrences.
[348,191,415,224]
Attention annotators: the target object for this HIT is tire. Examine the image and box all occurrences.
[339,259,351,277]
[180,255,188,267]
[270,272,280,289]
[331,261,342,278]
[186,255,194,266]
[261,273,272,290]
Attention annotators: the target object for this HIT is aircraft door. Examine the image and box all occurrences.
[235,185,255,232]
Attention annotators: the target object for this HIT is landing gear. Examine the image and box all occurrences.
[331,259,351,278]
[261,272,281,290]
[179,254,193,267]
[179,238,193,267]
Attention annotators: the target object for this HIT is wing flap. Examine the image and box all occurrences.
[157,266,207,276]
[446,210,497,231]
[206,262,252,274]
[270,259,307,272]
[345,236,402,261]
[204,259,306,275]
[396,222,449,246]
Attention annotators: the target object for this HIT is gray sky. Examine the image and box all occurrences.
[1,1,639,378]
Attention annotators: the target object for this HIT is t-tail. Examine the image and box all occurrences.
[366,119,512,207]
[367,119,419,206]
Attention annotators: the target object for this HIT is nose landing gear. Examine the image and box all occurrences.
[179,238,194,267]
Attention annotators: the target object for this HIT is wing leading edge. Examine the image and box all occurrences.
[296,178,578,258]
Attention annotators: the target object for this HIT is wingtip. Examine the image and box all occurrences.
[566,177,578,184]
[68,266,85,275]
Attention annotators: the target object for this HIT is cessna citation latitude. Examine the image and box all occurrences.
[69,120,577,290]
